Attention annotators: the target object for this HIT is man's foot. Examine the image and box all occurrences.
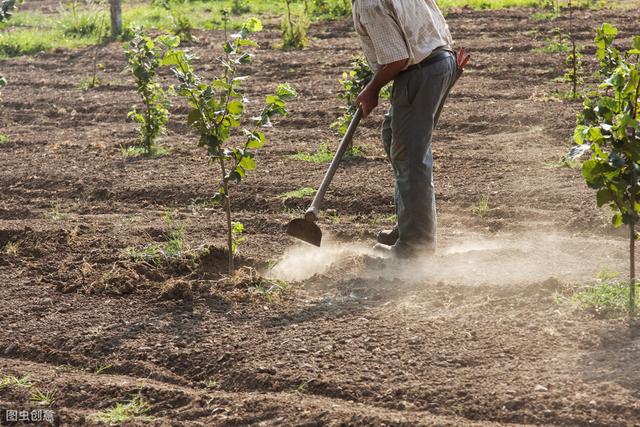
[376,227,399,246]
[374,241,435,259]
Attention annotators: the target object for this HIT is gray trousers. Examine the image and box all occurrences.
[381,53,456,251]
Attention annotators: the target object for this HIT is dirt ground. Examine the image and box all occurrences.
[2,5,640,426]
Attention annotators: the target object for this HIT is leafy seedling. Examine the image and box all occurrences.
[166,17,296,274]
[124,29,178,156]
[569,23,640,316]
[282,0,308,50]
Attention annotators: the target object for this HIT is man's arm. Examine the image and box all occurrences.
[355,58,409,118]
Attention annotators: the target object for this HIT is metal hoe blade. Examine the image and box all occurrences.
[286,218,322,247]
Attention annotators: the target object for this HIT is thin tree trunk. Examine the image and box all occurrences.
[285,0,293,38]
[631,77,640,317]
[219,160,234,274]
[631,165,636,317]
[109,0,122,39]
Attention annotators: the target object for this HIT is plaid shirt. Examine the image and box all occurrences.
[352,0,453,72]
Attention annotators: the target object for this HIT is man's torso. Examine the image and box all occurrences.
[352,0,453,71]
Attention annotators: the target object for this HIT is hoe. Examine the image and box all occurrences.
[286,48,470,247]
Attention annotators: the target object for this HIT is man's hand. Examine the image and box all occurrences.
[356,85,380,118]
[354,58,409,119]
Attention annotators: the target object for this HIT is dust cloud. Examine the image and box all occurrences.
[268,231,629,285]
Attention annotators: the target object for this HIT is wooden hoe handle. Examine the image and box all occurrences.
[305,108,363,222]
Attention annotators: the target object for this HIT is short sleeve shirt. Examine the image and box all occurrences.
[352,0,453,72]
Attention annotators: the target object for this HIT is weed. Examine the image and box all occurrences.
[171,13,194,42]
[2,374,34,389]
[79,76,102,90]
[284,206,306,217]
[574,269,640,318]
[470,195,490,217]
[231,0,251,15]
[293,379,312,394]
[125,212,191,266]
[310,0,351,19]
[289,143,362,164]
[205,378,219,389]
[371,213,397,225]
[531,11,557,21]
[119,144,170,159]
[3,240,19,256]
[95,364,112,374]
[51,204,67,221]
[535,34,571,53]
[231,221,245,255]
[60,0,103,38]
[95,395,152,424]
[0,133,8,144]
[30,388,54,406]
[278,187,316,201]
[0,376,11,390]
[252,279,289,303]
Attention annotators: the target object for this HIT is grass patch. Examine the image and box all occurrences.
[289,143,362,164]
[95,395,152,424]
[78,76,102,90]
[30,388,55,406]
[0,375,34,390]
[251,278,290,303]
[278,187,316,201]
[3,241,19,256]
[50,204,68,221]
[534,34,571,54]
[119,144,170,159]
[574,269,639,318]
[371,213,397,225]
[125,211,198,266]
[470,194,490,217]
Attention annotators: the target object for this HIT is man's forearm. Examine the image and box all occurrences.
[356,58,409,117]
[368,58,409,92]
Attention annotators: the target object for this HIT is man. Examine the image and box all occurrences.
[353,0,456,258]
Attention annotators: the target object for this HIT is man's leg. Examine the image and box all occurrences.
[389,55,456,253]
[378,109,400,245]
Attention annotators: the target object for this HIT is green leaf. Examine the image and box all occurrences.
[632,35,640,51]
[157,34,181,49]
[596,188,614,207]
[245,130,266,148]
[227,100,244,115]
[187,109,201,126]
[243,17,263,33]
[161,50,184,66]
[612,212,623,228]
[239,156,256,171]
[275,83,297,100]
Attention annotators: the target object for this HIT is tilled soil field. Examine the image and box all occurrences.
[1,5,640,426]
